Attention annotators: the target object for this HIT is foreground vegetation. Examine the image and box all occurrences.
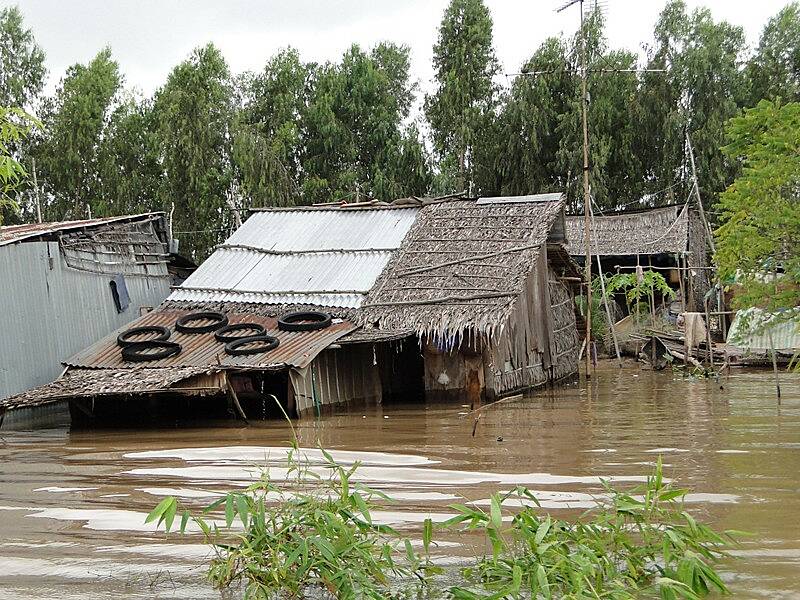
[149,442,741,599]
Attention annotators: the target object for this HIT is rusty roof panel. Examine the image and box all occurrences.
[66,310,355,370]
[0,213,164,246]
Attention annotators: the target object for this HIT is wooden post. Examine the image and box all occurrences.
[648,256,656,325]
[466,367,482,411]
[768,331,781,403]
[226,376,249,423]
[579,0,593,379]
[704,298,714,368]
[676,254,686,313]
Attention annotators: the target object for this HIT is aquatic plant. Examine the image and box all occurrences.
[148,454,740,600]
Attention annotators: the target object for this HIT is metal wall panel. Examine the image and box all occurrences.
[0,241,171,399]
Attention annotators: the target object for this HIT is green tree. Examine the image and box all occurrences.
[425,0,498,194]
[302,43,429,203]
[34,48,122,220]
[554,11,643,211]
[96,93,161,216]
[637,1,746,209]
[715,100,800,312]
[0,106,38,223]
[494,37,572,198]
[234,48,307,208]
[0,6,46,109]
[153,43,233,260]
[747,2,800,104]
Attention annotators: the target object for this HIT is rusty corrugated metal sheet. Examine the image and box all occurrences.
[0,213,164,246]
[66,310,355,370]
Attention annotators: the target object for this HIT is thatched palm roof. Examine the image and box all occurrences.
[359,195,566,338]
[565,204,689,257]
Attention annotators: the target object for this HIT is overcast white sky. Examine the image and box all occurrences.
[10,0,793,97]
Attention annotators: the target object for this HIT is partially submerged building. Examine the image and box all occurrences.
[0,213,175,423]
[1,195,582,425]
[565,204,712,310]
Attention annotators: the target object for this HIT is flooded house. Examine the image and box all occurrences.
[0,213,176,426]
[0,194,582,425]
[565,204,712,311]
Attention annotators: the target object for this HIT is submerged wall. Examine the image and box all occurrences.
[289,339,425,415]
[485,250,579,397]
[0,241,171,400]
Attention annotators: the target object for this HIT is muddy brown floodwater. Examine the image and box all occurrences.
[0,361,798,599]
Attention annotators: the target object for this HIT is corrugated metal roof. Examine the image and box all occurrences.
[228,209,417,250]
[727,308,800,351]
[0,213,164,246]
[477,193,563,205]
[167,208,419,308]
[66,310,355,370]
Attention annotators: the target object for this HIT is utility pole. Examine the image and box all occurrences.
[558,0,593,377]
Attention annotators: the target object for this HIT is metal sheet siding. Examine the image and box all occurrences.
[727,308,800,351]
[168,208,419,308]
[66,310,355,370]
[0,241,171,399]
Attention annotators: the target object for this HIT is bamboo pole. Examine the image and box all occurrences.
[686,132,716,254]
[768,331,781,403]
[32,157,42,224]
[590,203,622,366]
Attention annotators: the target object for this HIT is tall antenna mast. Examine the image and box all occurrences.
[558,0,593,378]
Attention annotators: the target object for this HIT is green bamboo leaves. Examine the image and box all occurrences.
[148,452,739,599]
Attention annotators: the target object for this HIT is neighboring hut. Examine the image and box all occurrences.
[565,204,712,311]
[1,195,582,425]
[0,213,174,422]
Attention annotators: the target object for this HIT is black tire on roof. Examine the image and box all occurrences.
[214,322,267,343]
[121,340,182,362]
[277,311,332,332]
[117,325,171,347]
[175,311,229,334]
[224,335,280,356]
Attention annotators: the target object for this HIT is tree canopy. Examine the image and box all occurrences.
[3,0,800,260]
[715,100,800,312]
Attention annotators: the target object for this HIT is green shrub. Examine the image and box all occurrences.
[148,451,741,600]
